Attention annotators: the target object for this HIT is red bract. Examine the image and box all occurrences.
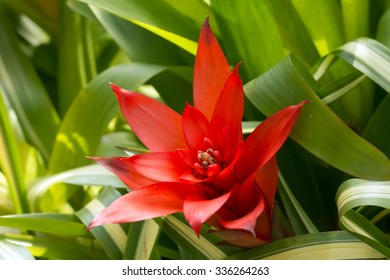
[88,18,307,247]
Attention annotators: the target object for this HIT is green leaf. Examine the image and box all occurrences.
[76,186,128,260]
[315,38,390,93]
[211,0,284,80]
[268,0,319,65]
[89,6,194,66]
[57,1,97,116]
[245,53,390,180]
[336,179,390,258]
[156,215,227,260]
[124,220,161,260]
[226,231,385,260]
[0,13,60,162]
[363,96,390,158]
[278,172,319,235]
[0,238,35,260]
[0,86,29,213]
[0,213,86,237]
[291,0,344,56]
[319,72,366,104]
[277,140,332,231]
[376,8,390,47]
[242,121,261,134]
[28,164,126,211]
[341,0,369,40]
[1,233,107,259]
[79,0,208,55]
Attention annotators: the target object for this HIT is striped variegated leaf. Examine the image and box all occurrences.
[156,215,227,260]
[76,187,128,260]
[0,238,35,260]
[336,179,390,258]
[226,231,385,260]
[314,38,390,92]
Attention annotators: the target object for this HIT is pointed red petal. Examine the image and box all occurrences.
[219,177,265,234]
[210,65,244,161]
[89,156,157,190]
[235,101,308,181]
[183,189,232,235]
[175,149,194,167]
[111,83,187,152]
[182,104,211,151]
[253,205,273,241]
[256,156,278,205]
[129,152,188,182]
[219,194,265,235]
[193,18,232,120]
[88,182,195,229]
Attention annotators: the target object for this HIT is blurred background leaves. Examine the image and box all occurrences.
[0,0,389,259]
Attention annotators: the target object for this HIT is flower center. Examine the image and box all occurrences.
[193,141,222,178]
[198,148,219,168]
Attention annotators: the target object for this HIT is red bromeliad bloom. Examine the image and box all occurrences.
[88,19,307,247]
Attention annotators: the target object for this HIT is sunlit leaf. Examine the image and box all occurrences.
[0,86,29,213]
[292,0,344,56]
[341,0,369,41]
[0,213,86,237]
[79,0,209,54]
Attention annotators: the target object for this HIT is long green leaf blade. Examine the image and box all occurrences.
[76,187,128,260]
[226,231,385,260]
[0,86,29,213]
[1,233,106,260]
[278,172,319,235]
[156,215,227,260]
[211,0,284,80]
[79,0,206,54]
[245,53,390,180]
[124,220,160,260]
[57,1,96,116]
[292,0,344,56]
[29,164,126,210]
[363,96,390,158]
[0,13,59,162]
[0,213,86,237]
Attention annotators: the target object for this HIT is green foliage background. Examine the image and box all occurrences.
[0,0,389,259]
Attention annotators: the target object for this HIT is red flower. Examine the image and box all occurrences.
[88,18,307,247]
